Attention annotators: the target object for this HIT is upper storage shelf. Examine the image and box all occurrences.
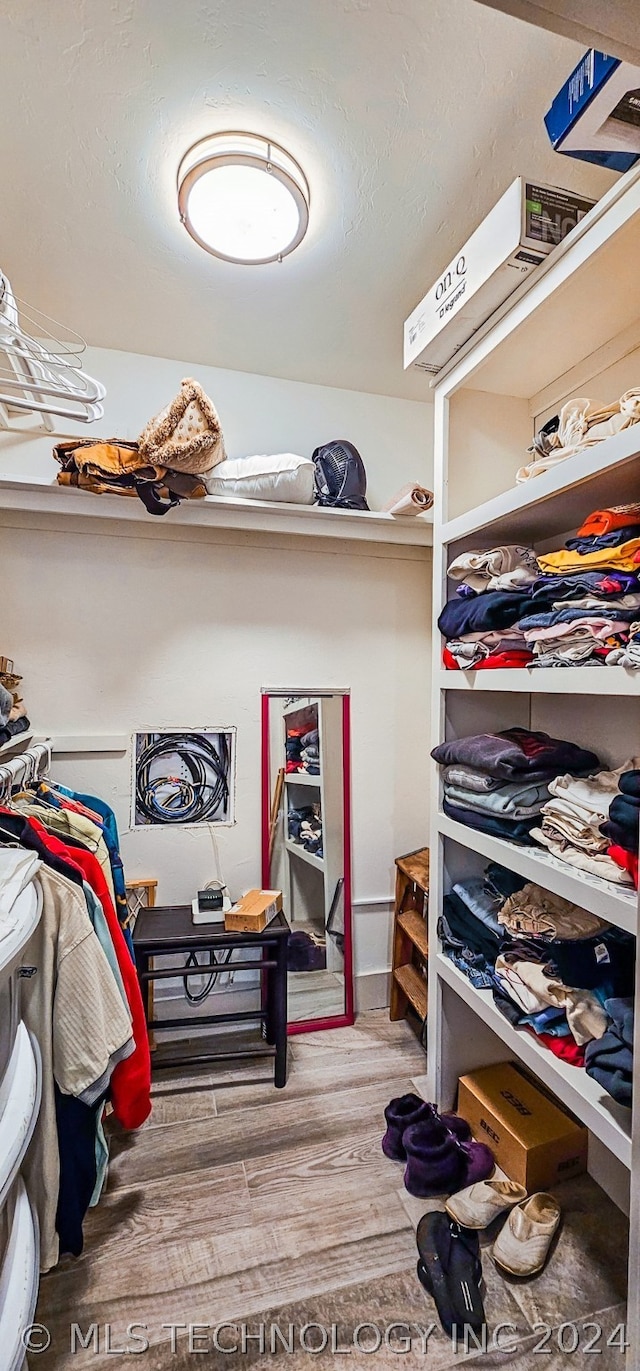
[438,165,640,405]
[0,476,433,549]
[442,424,640,547]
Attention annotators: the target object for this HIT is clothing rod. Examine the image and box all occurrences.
[0,419,112,442]
[0,740,51,794]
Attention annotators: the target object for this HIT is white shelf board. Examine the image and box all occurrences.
[284,772,322,787]
[437,812,637,934]
[441,426,640,548]
[436,667,640,696]
[0,476,433,548]
[437,953,632,1166]
[284,839,325,872]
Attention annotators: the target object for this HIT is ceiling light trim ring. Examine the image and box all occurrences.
[177,132,310,266]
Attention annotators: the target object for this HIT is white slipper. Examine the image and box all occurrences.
[445,1178,528,1230]
[492,1193,561,1276]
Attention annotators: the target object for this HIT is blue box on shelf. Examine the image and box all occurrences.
[545,49,640,173]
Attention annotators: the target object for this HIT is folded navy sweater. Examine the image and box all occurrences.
[433,727,600,781]
[438,590,529,639]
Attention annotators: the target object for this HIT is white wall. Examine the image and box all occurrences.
[0,344,434,510]
[0,346,433,1006]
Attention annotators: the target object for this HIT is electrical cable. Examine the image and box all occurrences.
[135,732,230,825]
[184,946,234,1004]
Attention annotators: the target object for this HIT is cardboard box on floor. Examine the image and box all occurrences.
[224,888,283,933]
[457,1061,588,1193]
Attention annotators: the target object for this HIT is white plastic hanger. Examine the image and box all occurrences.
[0,273,105,429]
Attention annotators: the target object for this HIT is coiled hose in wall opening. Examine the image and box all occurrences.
[135,732,230,825]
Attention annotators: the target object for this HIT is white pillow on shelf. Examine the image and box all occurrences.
[204,453,315,504]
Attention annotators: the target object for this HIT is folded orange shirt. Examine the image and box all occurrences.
[578,503,640,538]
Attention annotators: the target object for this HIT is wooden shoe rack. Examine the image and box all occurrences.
[389,847,429,1025]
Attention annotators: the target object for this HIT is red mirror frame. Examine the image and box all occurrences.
[261,690,355,1034]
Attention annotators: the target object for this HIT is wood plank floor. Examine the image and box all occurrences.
[35,1012,629,1370]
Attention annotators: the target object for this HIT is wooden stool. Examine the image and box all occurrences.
[125,878,158,931]
[389,847,429,1026]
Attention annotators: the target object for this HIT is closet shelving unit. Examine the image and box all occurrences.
[427,165,640,1346]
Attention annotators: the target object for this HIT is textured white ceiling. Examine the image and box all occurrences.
[0,0,614,399]
[475,1,640,65]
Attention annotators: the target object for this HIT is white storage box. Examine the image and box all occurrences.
[404,178,595,375]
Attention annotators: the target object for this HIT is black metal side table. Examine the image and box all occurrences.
[133,905,290,1088]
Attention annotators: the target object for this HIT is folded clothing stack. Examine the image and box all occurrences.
[517,390,640,484]
[440,862,635,1070]
[601,768,640,889]
[440,509,640,671]
[432,727,600,846]
[287,803,323,857]
[285,726,320,775]
[0,657,30,747]
[441,546,538,669]
[585,997,633,1106]
[521,504,640,667]
[530,758,640,887]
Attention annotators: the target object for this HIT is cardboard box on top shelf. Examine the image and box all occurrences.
[224,888,283,934]
[457,1061,588,1193]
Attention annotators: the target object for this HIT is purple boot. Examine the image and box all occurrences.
[403,1121,495,1198]
[457,1139,495,1187]
[403,1122,464,1197]
[382,1093,436,1160]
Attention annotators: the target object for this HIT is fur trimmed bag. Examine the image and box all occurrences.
[137,377,226,476]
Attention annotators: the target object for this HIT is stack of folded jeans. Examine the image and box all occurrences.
[441,547,538,669]
[432,727,599,845]
[439,861,524,984]
[600,768,640,889]
[530,758,640,886]
[300,728,320,775]
[585,997,634,1106]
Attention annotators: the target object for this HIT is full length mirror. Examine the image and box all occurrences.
[261,689,354,1030]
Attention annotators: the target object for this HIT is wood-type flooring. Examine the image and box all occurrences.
[35,1012,629,1369]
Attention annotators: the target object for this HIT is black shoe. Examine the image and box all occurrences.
[416,1211,486,1337]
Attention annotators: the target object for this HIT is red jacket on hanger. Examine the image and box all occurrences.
[23,815,151,1129]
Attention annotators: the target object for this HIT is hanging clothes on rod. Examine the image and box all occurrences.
[0,742,151,1273]
[0,273,105,430]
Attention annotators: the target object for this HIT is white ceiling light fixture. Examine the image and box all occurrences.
[177,132,310,265]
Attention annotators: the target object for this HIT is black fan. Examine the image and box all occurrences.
[312,439,369,511]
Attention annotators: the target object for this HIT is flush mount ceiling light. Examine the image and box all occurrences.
[177,132,310,265]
